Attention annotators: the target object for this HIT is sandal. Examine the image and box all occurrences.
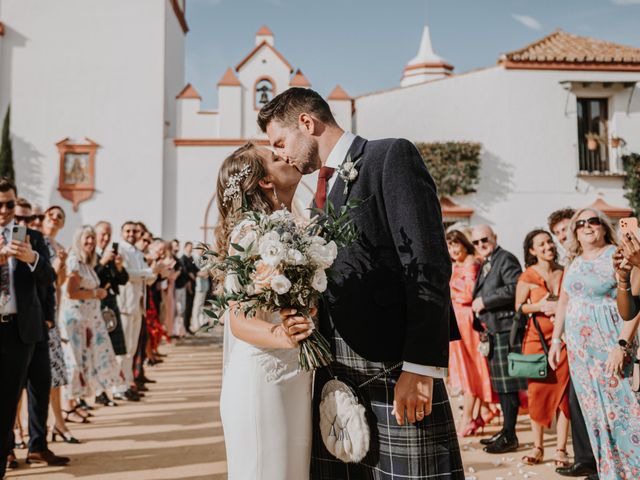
[522,446,544,465]
[63,407,91,424]
[554,448,570,467]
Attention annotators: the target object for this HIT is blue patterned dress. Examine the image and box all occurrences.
[563,245,640,480]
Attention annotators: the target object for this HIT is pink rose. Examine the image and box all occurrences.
[252,261,278,293]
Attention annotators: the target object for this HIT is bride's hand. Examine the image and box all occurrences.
[279,308,316,348]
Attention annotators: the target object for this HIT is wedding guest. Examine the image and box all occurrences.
[548,208,575,266]
[28,205,44,232]
[60,226,122,408]
[41,206,80,436]
[515,229,570,466]
[169,239,188,338]
[0,178,61,478]
[549,209,640,480]
[7,199,68,467]
[471,224,525,454]
[180,242,199,334]
[446,230,495,436]
[548,207,598,478]
[115,222,156,401]
[94,221,129,406]
[191,264,210,332]
[159,241,180,338]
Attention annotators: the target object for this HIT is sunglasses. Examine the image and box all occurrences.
[15,215,33,223]
[472,237,490,246]
[575,217,602,229]
[31,214,44,222]
[0,200,16,210]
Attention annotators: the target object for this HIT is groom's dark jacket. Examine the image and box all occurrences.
[322,135,459,368]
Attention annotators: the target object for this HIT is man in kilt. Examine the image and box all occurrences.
[470,225,525,454]
[259,88,464,479]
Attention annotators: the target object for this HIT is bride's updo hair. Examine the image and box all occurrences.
[214,142,272,258]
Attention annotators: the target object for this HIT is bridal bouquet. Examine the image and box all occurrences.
[198,202,359,370]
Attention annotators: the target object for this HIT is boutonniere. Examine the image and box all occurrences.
[482,261,492,277]
[337,154,361,195]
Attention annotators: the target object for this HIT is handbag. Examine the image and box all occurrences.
[507,313,549,379]
[102,307,118,333]
[632,357,640,393]
[319,362,401,463]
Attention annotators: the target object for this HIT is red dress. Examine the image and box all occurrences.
[520,267,570,428]
[448,261,494,403]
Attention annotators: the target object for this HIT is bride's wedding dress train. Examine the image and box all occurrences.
[220,311,312,479]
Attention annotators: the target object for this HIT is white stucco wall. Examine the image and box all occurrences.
[0,0,172,244]
[355,66,640,258]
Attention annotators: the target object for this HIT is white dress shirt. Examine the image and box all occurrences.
[323,132,447,379]
[0,220,40,315]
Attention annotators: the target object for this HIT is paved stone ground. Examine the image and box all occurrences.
[7,334,571,479]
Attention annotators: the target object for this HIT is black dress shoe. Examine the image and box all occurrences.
[114,390,140,402]
[585,474,599,480]
[479,431,503,445]
[555,462,598,477]
[483,434,519,454]
[26,449,70,466]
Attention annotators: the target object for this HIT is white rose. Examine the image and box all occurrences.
[285,248,306,265]
[270,275,292,294]
[347,169,358,181]
[269,209,291,222]
[342,161,354,171]
[237,230,258,257]
[310,235,326,246]
[224,272,242,294]
[259,235,285,266]
[311,269,328,292]
[308,241,338,269]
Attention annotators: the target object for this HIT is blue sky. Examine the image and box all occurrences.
[185,0,640,109]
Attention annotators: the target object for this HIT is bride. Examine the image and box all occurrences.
[215,142,315,479]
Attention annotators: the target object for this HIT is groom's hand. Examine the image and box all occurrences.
[392,372,433,426]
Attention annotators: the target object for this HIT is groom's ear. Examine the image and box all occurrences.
[298,113,317,135]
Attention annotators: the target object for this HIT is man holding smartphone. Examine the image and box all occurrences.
[0,178,57,479]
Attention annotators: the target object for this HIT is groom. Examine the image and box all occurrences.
[258,88,463,479]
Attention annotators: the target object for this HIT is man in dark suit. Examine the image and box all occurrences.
[470,224,525,454]
[259,88,463,479]
[179,242,198,334]
[5,199,68,471]
[0,178,63,479]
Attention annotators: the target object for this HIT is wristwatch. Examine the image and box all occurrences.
[619,339,629,349]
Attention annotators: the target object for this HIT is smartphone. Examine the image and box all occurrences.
[112,242,119,254]
[619,217,639,238]
[12,225,27,243]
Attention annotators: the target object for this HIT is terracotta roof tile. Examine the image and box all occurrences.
[327,85,351,100]
[502,30,640,71]
[218,67,241,87]
[176,83,201,100]
[256,25,273,36]
[290,69,311,87]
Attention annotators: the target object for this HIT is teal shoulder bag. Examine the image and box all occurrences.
[507,313,549,379]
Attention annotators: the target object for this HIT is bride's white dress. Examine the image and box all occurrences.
[220,310,312,479]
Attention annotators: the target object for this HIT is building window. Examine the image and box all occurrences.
[255,78,274,109]
[577,98,609,173]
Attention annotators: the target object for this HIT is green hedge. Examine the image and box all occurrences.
[623,153,640,216]
[414,141,482,197]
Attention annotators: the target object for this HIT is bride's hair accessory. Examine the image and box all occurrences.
[223,165,252,205]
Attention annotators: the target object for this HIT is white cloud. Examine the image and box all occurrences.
[511,14,542,31]
[611,0,640,5]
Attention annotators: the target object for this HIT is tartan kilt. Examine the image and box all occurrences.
[103,296,127,356]
[311,329,464,480]
[488,331,527,394]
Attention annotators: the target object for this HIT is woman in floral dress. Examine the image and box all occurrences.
[550,209,640,480]
[61,226,124,406]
